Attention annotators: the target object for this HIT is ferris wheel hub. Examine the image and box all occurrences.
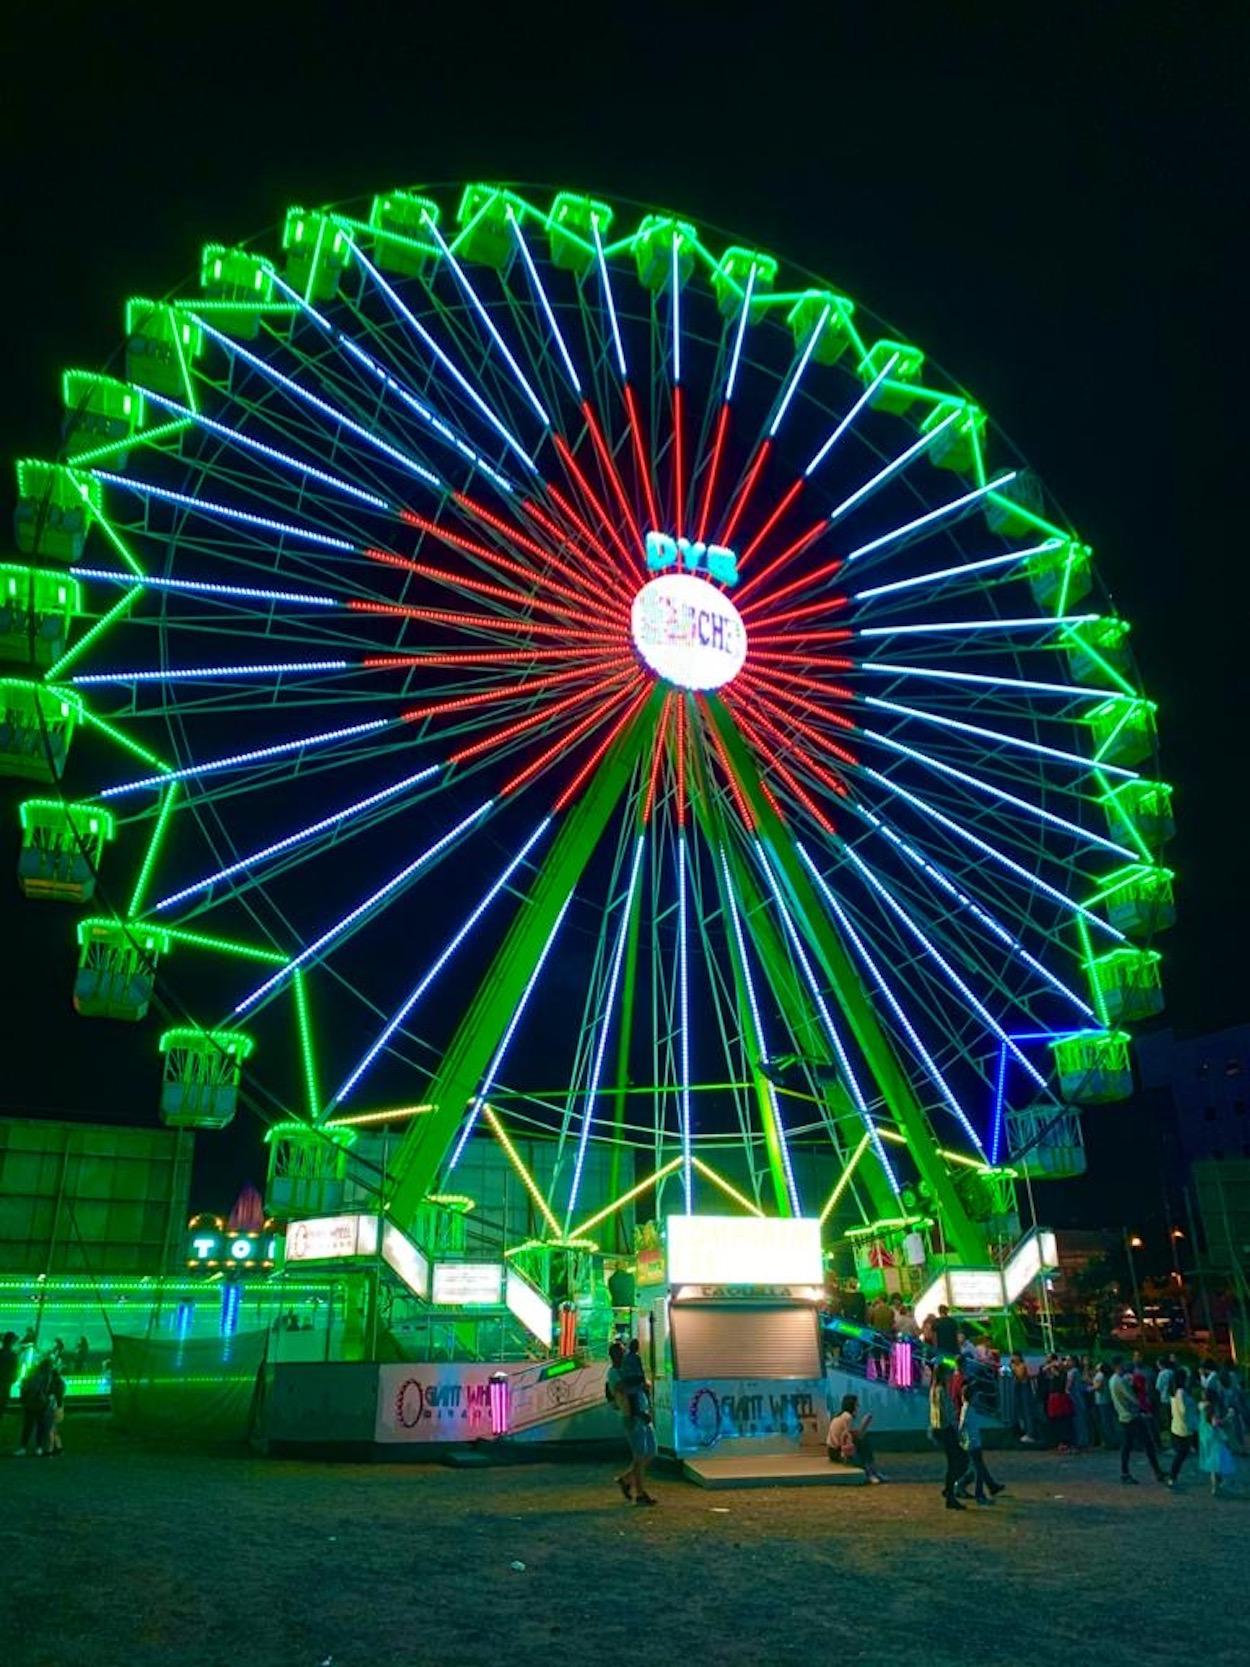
[630,571,748,692]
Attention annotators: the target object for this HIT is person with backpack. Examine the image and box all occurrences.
[15,1354,57,1456]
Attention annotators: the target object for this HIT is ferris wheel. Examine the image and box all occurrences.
[3,183,1174,1267]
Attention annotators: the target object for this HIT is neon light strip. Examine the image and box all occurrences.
[862,694,1137,781]
[152,764,441,912]
[798,847,986,1156]
[720,847,800,1212]
[422,215,552,427]
[189,312,444,486]
[72,567,337,609]
[826,412,957,524]
[89,471,356,551]
[836,842,1048,1091]
[859,726,1137,858]
[753,839,899,1193]
[507,208,582,395]
[482,1106,562,1237]
[852,540,1061,602]
[724,264,756,404]
[858,660,1130,700]
[446,894,574,1171]
[768,306,828,439]
[330,818,552,1108]
[591,214,627,379]
[804,355,898,477]
[139,387,391,509]
[843,473,1017,565]
[862,765,1124,939]
[819,1131,873,1226]
[859,613,1099,637]
[74,658,350,685]
[570,1157,683,1239]
[565,834,646,1221]
[678,830,693,1212]
[990,1041,1009,1166]
[99,718,392,799]
[234,800,492,1014]
[671,234,683,383]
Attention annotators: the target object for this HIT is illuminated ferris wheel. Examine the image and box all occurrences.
[3,183,1174,1266]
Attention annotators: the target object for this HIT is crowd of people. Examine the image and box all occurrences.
[1,1330,72,1458]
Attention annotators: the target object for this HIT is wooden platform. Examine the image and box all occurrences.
[683,1452,867,1489]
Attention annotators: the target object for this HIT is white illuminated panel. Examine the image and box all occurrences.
[506,1267,553,1345]
[285,1213,378,1262]
[382,1222,430,1300]
[631,573,747,691]
[432,1261,504,1306]
[947,1268,1006,1310]
[665,1215,823,1287]
[1003,1228,1059,1304]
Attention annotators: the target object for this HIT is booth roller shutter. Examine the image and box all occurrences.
[669,1304,820,1380]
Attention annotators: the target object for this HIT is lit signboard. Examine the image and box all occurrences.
[285,1214,378,1263]
[506,1267,553,1345]
[947,1269,1007,1311]
[432,1262,504,1306]
[1002,1228,1059,1304]
[631,573,747,691]
[186,1229,279,1267]
[665,1215,823,1288]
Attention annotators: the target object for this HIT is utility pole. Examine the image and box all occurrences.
[1124,1230,1146,1343]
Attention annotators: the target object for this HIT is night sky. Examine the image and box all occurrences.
[1,4,1245,1236]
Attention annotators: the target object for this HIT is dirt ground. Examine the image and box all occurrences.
[2,1417,1245,1667]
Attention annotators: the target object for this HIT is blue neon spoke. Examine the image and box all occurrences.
[825,410,958,524]
[671,235,683,384]
[851,540,1061,603]
[74,658,351,685]
[768,305,829,440]
[803,355,898,477]
[235,800,493,1014]
[330,817,553,1109]
[99,718,394,799]
[859,613,1100,638]
[90,470,357,551]
[507,209,582,396]
[843,473,1017,566]
[861,693,1137,781]
[857,661,1131,701]
[72,567,338,609]
[723,264,756,404]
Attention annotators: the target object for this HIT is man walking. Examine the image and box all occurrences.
[1110,1359,1165,1484]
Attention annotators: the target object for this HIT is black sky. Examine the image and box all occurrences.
[1,2,1246,1228]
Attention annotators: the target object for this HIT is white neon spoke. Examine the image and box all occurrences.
[446,893,574,1171]
[90,471,358,551]
[860,765,1123,938]
[99,717,396,798]
[833,843,1048,1091]
[671,235,683,384]
[723,264,756,403]
[235,799,493,1014]
[719,847,800,1212]
[799,844,987,1155]
[331,817,553,1110]
[73,567,338,610]
[423,215,553,428]
[858,660,1130,701]
[151,763,443,913]
[861,693,1138,780]
[843,473,1017,566]
[859,613,1099,638]
[768,306,829,440]
[851,540,1062,603]
[506,208,582,396]
[825,409,958,524]
[803,355,897,477]
[591,214,627,379]
[566,832,646,1222]
[74,658,351,685]
[858,724,1137,858]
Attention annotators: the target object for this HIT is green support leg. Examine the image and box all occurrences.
[607,849,645,1248]
[388,693,662,1231]
[704,697,990,1265]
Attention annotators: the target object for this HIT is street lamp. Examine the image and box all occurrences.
[1124,1231,1145,1341]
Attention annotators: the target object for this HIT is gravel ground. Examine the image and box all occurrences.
[2,1418,1244,1667]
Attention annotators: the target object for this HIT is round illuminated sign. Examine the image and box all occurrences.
[630,573,747,691]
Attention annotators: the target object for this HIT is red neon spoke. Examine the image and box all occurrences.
[514,494,636,610]
[732,701,834,832]
[400,659,625,722]
[349,599,626,647]
[737,661,856,716]
[737,477,804,570]
[743,593,852,632]
[552,434,637,572]
[581,401,647,569]
[450,669,634,767]
[500,675,647,801]
[696,698,755,831]
[746,627,854,649]
[694,402,731,543]
[534,482,634,590]
[367,548,616,629]
[732,520,829,608]
[643,692,673,824]
[452,491,634,613]
[727,694,848,813]
[623,382,662,532]
[748,648,855,671]
[362,648,615,670]
[741,555,845,621]
[672,384,685,539]
[718,437,772,549]
[730,680,859,769]
[552,680,651,811]
[398,506,626,626]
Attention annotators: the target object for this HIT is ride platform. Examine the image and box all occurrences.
[683,1452,866,1489]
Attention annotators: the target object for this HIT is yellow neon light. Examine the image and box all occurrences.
[690,1157,764,1217]
[819,1131,873,1226]
[569,1157,683,1239]
[482,1106,562,1238]
[325,1104,434,1128]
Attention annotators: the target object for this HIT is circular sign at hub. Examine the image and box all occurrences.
[631,573,747,691]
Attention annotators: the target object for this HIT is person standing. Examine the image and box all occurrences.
[1167,1367,1198,1487]
[1092,1361,1118,1449]
[0,1333,20,1432]
[958,1383,1006,1504]
[616,1344,658,1506]
[1066,1356,1090,1451]
[1154,1355,1176,1449]
[14,1355,55,1456]
[1110,1359,1165,1484]
[1198,1383,1237,1497]
[930,1364,968,1510]
[606,1341,633,1501]
[932,1305,960,1359]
